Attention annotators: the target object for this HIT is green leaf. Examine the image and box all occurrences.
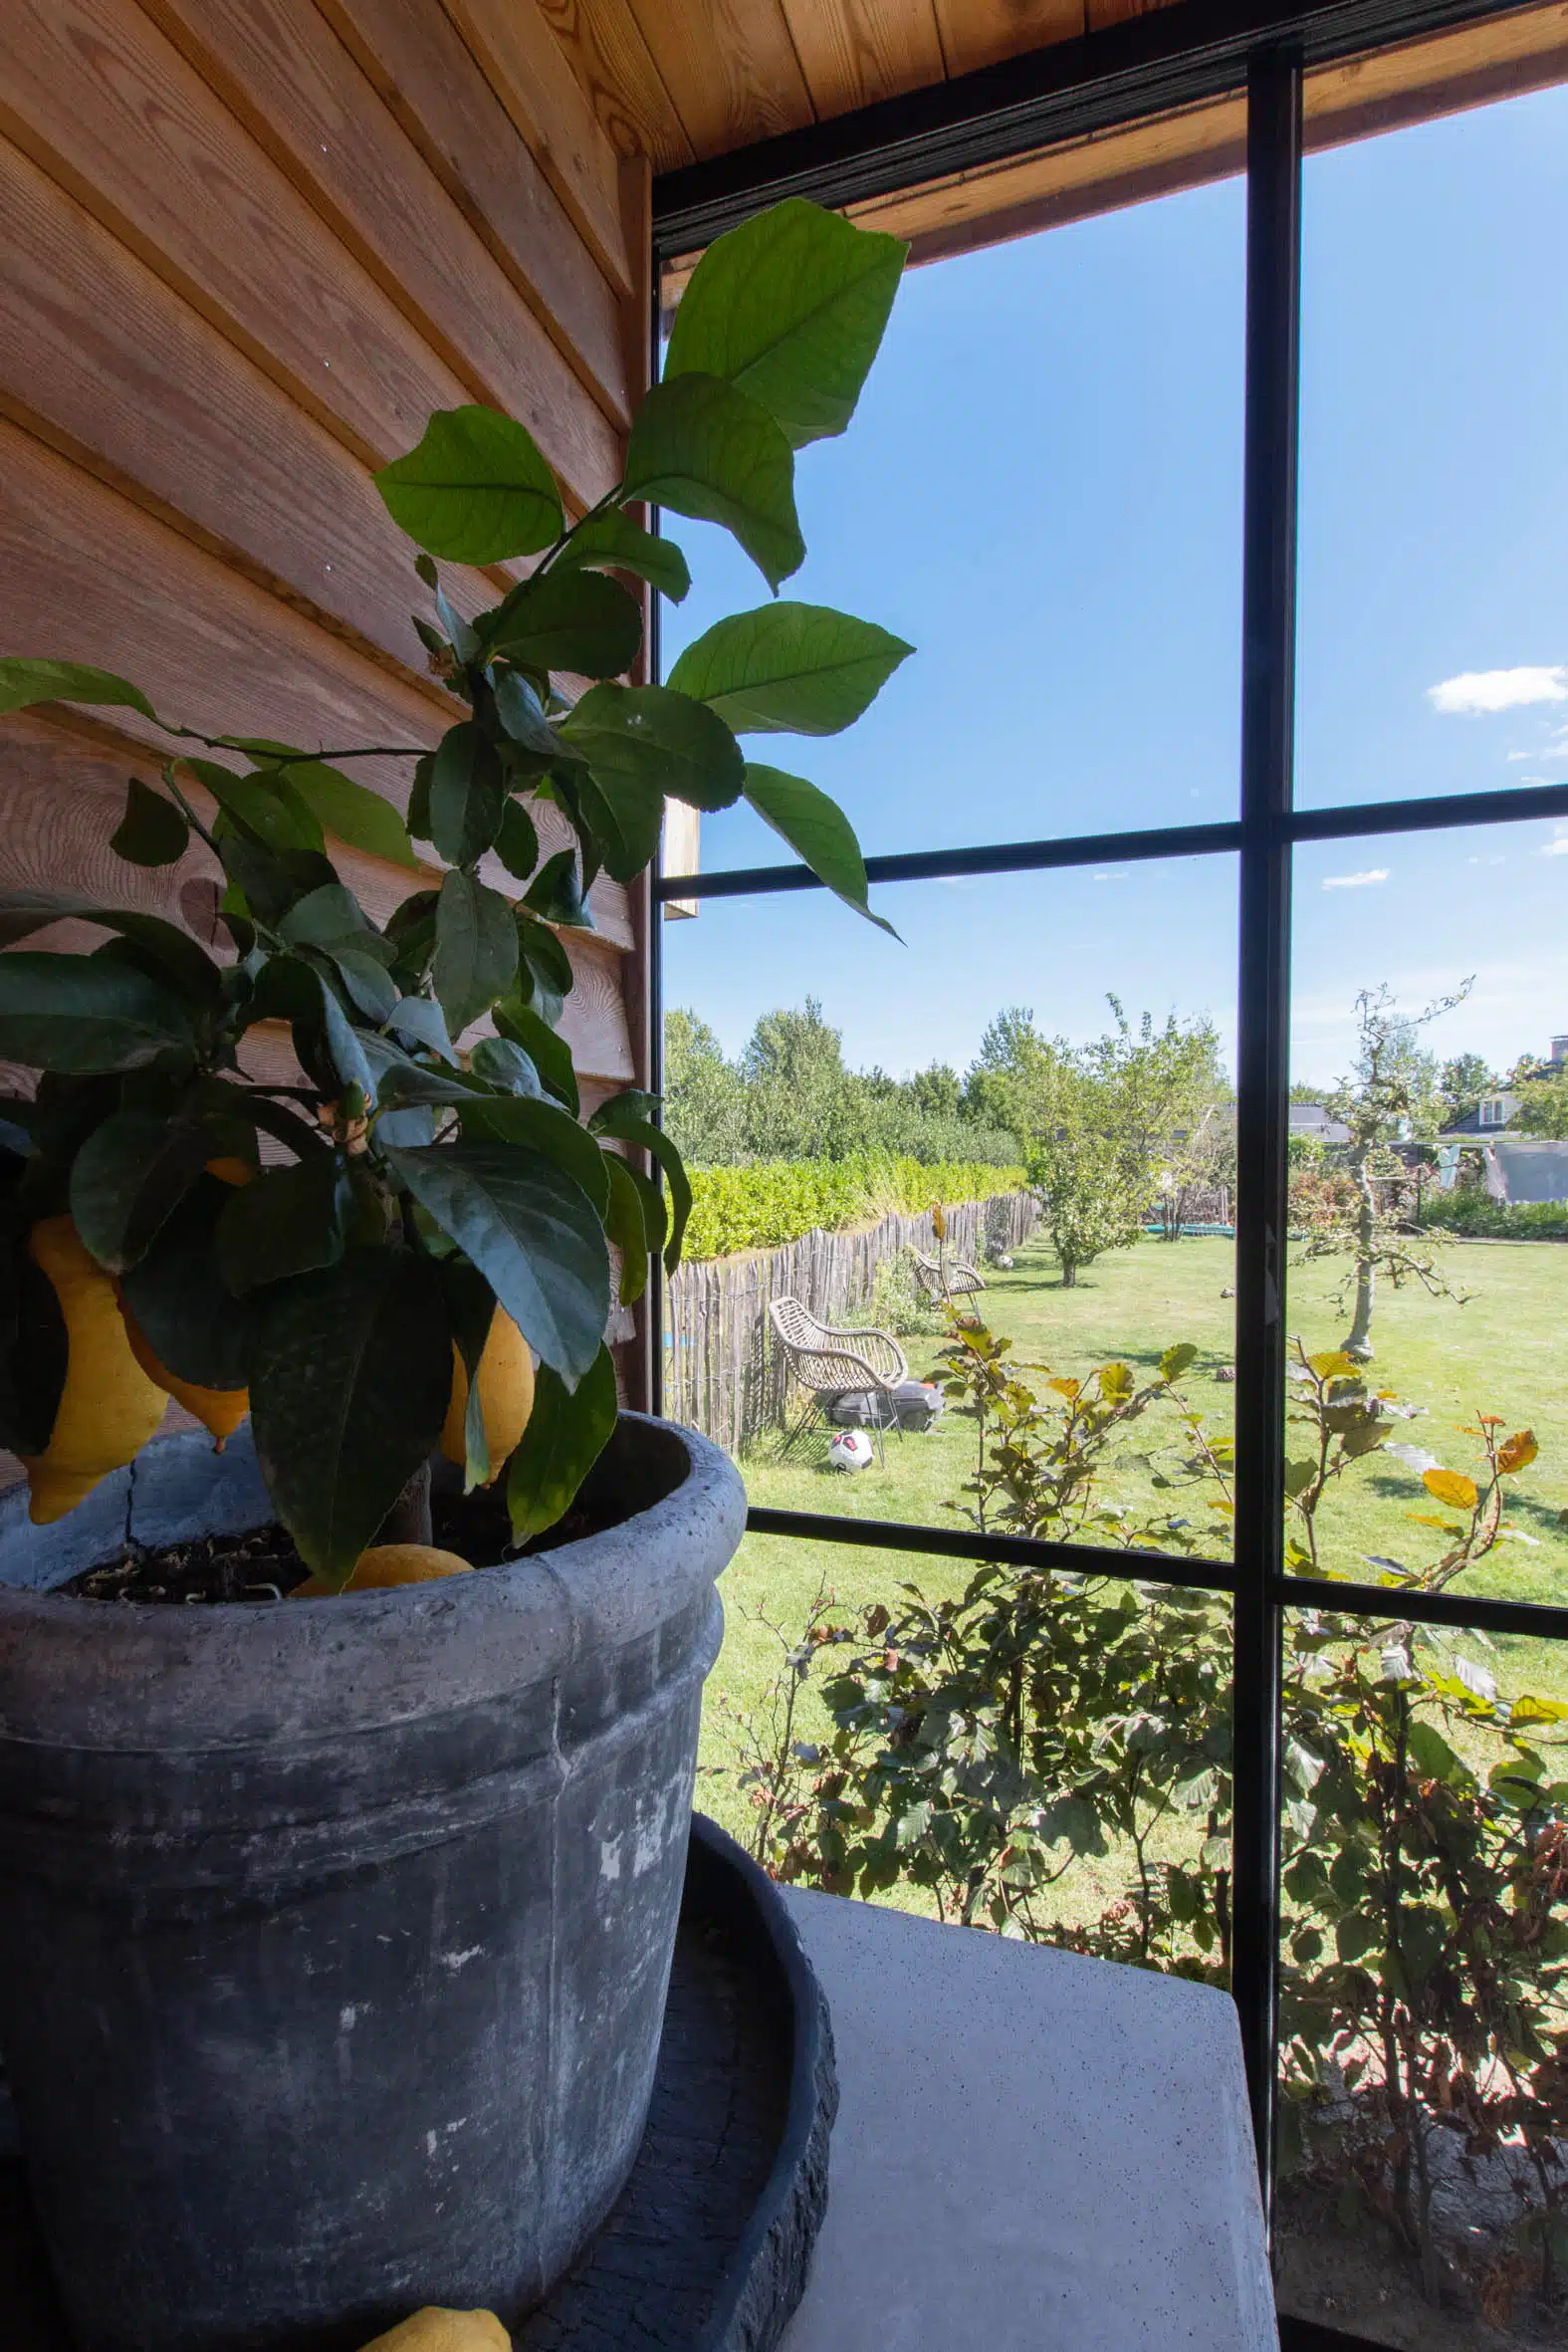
[495,798,541,883]
[433,869,517,1036]
[493,998,577,1112]
[69,1111,211,1273]
[507,1344,617,1539]
[621,374,803,591]
[602,1149,650,1305]
[118,1174,253,1389]
[468,1036,544,1097]
[441,1256,498,1493]
[111,777,190,867]
[215,1154,353,1294]
[551,508,691,602]
[522,849,590,929]
[0,894,220,1000]
[250,1248,453,1581]
[664,197,906,447]
[386,994,457,1065]
[260,759,417,869]
[1160,1341,1200,1382]
[667,603,911,735]
[492,670,570,767]
[569,766,661,884]
[0,658,167,727]
[587,1095,692,1272]
[742,764,895,935]
[374,406,563,564]
[482,567,642,679]
[407,753,434,842]
[383,1139,608,1383]
[429,721,507,867]
[563,681,745,814]
[0,954,195,1073]
[183,758,324,854]
[455,1092,609,1217]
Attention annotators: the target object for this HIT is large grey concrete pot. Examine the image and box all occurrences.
[0,1413,746,2352]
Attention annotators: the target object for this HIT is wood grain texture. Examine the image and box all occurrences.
[138,0,631,459]
[0,696,633,952]
[623,0,815,159]
[782,0,944,118]
[0,0,506,481]
[313,0,632,408]
[0,135,515,693]
[535,0,696,164]
[0,709,634,1076]
[439,0,636,286]
[932,0,1083,78]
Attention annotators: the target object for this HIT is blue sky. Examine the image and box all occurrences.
[662,83,1568,1088]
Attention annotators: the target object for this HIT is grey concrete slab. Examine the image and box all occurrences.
[782,1889,1277,2352]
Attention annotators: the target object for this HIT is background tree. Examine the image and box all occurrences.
[1438,1051,1495,1130]
[1510,1066,1568,1139]
[662,1009,746,1164]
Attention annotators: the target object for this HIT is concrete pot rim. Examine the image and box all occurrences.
[0,1411,747,1753]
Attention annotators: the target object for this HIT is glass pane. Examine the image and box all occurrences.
[1275,1602,1568,2346]
[660,173,1243,870]
[661,861,1235,1560]
[1285,822,1568,1610]
[1295,84,1568,814]
[701,1526,1232,1973]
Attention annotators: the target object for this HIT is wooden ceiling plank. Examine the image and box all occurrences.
[0,0,613,509]
[779,0,946,119]
[624,0,816,161]
[535,0,696,168]
[313,0,633,415]
[932,0,1084,79]
[0,132,526,701]
[438,0,637,289]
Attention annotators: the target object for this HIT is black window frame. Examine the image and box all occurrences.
[648,13,1568,2345]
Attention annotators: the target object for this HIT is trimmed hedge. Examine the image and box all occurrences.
[1417,1192,1568,1241]
[684,1152,1027,1261]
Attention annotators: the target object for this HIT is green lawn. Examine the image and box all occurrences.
[697,1232,1568,1852]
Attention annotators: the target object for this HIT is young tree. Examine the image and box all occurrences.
[1025,1130,1143,1286]
[1302,983,1471,1360]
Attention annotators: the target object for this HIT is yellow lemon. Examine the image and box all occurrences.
[20,1217,167,1525]
[356,2312,510,2352]
[289,1543,474,1599]
[440,1306,534,1485]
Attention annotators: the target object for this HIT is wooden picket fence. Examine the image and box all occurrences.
[664,1191,1037,1456]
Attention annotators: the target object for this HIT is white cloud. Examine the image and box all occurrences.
[1540,835,1568,857]
[1429,665,1568,715]
[1322,868,1390,890]
[1467,854,1506,866]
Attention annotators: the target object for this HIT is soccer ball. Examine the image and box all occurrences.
[827,1429,875,1472]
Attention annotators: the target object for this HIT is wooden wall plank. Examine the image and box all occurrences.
[0,0,617,507]
[0,135,518,695]
[0,711,636,1056]
[439,0,642,284]
[313,0,633,403]
[931,0,1083,77]
[138,0,631,438]
[781,0,945,118]
[534,0,696,165]
[620,0,815,159]
[0,430,634,942]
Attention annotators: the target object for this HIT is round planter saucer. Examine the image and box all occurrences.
[0,1815,836,2352]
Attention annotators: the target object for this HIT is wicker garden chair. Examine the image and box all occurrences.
[768,1295,910,1467]
[911,1246,986,1303]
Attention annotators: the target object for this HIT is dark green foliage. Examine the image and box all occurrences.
[0,198,909,1568]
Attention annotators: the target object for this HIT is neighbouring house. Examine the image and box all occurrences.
[1289,1102,1351,1144]
[1439,1091,1521,1136]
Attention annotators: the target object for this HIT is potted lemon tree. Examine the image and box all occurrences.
[0,200,908,2352]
